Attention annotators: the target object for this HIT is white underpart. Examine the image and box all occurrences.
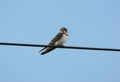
[55,34,68,45]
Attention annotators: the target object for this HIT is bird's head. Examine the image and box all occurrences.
[60,27,68,34]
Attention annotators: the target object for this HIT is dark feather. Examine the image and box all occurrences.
[39,33,63,55]
[41,47,56,55]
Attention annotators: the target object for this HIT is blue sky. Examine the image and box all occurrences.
[0,0,120,82]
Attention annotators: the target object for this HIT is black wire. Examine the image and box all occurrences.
[0,42,120,52]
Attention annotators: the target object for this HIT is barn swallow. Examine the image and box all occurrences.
[39,27,68,55]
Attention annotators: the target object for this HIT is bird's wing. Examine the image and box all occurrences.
[48,33,63,45]
[39,33,63,52]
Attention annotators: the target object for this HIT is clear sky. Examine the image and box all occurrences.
[0,0,120,82]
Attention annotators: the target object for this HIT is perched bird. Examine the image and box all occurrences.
[39,27,68,55]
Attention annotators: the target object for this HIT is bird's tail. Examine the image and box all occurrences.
[39,47,46,53]
[40,47,56,55]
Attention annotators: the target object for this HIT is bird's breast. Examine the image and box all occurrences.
[55,34,68,45]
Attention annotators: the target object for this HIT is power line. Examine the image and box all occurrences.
[0,42,120,52]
